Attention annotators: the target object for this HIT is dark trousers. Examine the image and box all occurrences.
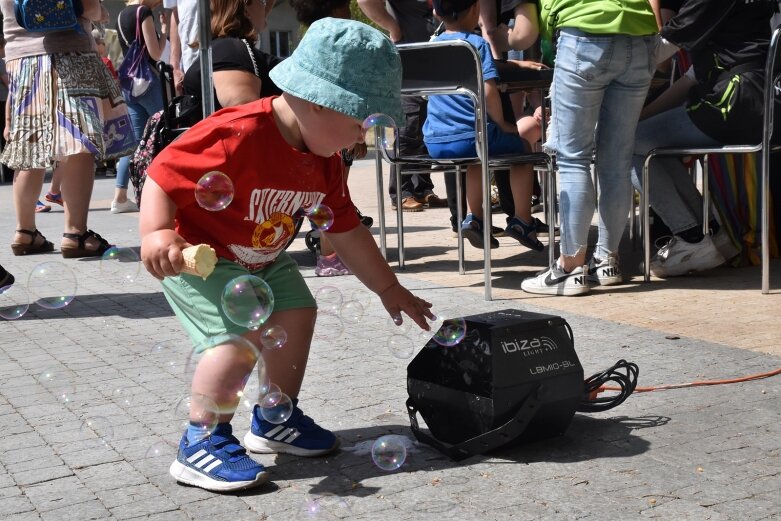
[390,96,435,202]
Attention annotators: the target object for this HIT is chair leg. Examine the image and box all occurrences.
[374,148,387,260]
[456,166,465,275]
[643,155,653,282]
[546,160,556,268]
[762,148,771,294]
[702,155,710,236]
[395,164,405,269]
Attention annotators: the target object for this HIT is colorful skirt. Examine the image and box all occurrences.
[0,52,137,170]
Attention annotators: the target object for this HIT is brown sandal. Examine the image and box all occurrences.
[11,229,55,256]
[61,230,114,259]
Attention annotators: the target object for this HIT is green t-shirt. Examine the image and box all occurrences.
[538,0,658,41]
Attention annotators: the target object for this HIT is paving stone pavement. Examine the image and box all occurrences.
[1,161,780,520]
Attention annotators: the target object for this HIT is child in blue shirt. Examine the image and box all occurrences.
[424,0,543,251]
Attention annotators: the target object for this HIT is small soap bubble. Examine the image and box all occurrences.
[80,416,113,444]
[149,342,169,356]
[362,113,398,151]
[221,275,274,330]
[388,335,415,359]
[298,494,353,520]
[433,317,467,347]
[371,434,407,471]
[112,387,133,408]
[260,325,287,350]
[315,286,343,315]
[145,441,170,458]
[27,261,77,309]
[340,299,365,325]
[195,171,234,211]
[0,284,30,320]
[314,312,344,341]
[306,204,334,232]
[100,246,141,284]
[259,391,293,424]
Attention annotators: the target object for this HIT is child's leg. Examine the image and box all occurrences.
[250,307,316,399]
[517,115,541,147]
[509,164,534,224]
[465,164,484,219]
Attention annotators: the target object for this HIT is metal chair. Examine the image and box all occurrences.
[374,39,556,301]
[641,26,781,294]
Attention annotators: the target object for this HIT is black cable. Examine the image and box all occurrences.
[577,359,639,413]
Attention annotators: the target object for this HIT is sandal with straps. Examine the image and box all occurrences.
[11,229,55,256]
[505,216,545,252]
[61,230,114,259]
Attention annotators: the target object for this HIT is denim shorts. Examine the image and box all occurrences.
[425,123,527,159]
[161,252,315,350]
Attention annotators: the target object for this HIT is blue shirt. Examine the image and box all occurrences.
[423,32,498,144]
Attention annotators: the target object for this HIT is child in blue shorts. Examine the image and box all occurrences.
[139,19,434,493]
[424,0,544,251]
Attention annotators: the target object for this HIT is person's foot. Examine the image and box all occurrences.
[451,224,504,238]
[391,197,424,212]
[521,263,590,296]
[416,193,448,208]
[60,230,113,258]
[461,214,499,249]
[650,235,725,278]
[505,217,544,251]
[0,266,14,288]
[111,199,139,214]
[169,423,268,492]
[315,253,351,277]
[586,254,623,286]
[35,200,51,213]
[244,402,339,457]
[44,192,63,206]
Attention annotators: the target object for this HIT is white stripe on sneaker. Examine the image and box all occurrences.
[265,425,285,437]
[194,454,215,469]
[284,431,301,443]
[274,428,294,441]
[186,449,208,464]
[203,459,222,473]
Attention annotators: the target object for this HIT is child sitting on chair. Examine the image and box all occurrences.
[423,0,543,251]
[140,19,434,493]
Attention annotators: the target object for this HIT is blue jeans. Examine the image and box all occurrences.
[116,75,163,190]
[630,105,721,234]
[547,29,656,259]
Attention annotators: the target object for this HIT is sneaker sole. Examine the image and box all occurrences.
[243,431,340,457]
[587,275,623,287]
[169,460,269,492]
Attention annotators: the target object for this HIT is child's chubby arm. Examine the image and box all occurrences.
[485,79,519,135]
[324,225,435,330]
[139,177,192,280]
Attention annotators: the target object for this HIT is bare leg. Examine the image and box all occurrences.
[58,153,107,251]
[465,164,484,219]
[13,168,45,245]
[509,164,534,225]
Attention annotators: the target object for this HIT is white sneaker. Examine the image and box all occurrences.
[711,227,741,262]
[111,199,139,214]
[650,235,725,278]
[586,255,622,286]
[521,264,590,296]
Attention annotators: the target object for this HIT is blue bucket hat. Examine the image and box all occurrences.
[269,18,404,127]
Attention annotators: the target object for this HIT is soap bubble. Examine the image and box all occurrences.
[80,416,113,444]
[306,204,334,232]
[0,284,29,320]
[388,335,415,359]
[260,325,287,350]
[195,171,234,211]
[144,441,170,458]
[314,312,344,341]
[340,299,365,325]
[173,393,220,434]
[371,434,407,471]
[362,113,398,153]
[259,391,294,424]
[433,317,467,347]
[27,261,77,309]
[315,285,343,315]
[100,246,141,284]
[298,494,353,520]
[221,275,274,330]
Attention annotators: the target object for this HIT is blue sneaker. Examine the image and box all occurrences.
[169,423,268,492]
[244,404,339,457]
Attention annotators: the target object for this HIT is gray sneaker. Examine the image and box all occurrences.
[650,235,725,278]
[586,255,623,286]
[521,264,590,296]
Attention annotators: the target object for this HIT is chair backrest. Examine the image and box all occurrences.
[398,40,483,98]
[762,25,781,149]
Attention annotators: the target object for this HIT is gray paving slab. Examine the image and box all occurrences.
[2,171,781,520]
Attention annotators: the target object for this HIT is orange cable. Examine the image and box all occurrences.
[601,367,781,393]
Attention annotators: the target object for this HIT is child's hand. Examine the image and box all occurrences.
[508,59,549,71]
[379,282,435,330]
[141,229,192,280]
[533,105,544,123]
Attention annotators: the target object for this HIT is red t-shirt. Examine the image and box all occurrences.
[148,97,360,270]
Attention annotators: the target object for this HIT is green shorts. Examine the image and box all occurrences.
[161,252,315,350]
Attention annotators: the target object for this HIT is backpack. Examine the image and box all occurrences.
[14,0,84,33]
[117,6,155,101]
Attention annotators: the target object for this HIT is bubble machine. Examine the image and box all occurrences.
[406,309,584,460]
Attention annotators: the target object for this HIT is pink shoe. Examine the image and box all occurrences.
[315,253,351,277]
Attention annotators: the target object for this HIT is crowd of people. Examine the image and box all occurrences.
[0,0,777,494]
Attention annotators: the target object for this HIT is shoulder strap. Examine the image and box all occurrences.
[135,5,145,46]
[117,9,130,47]
[241,39,260,78]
